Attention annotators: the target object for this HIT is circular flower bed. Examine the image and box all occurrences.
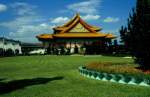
[79,66,150,86]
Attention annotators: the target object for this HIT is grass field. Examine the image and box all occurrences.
[0,55,150,97]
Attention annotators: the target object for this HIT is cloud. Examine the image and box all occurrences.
[0,2,52,42]
[1,15,52,42]
[103,17,120,23]
[67,0,101,14]
[0,16,38,30]
[10,2,37,16]
[0,16,52,42]
[9,23,54,42]
[9,23,52,37]
[50,14,100,24]
[0,4,7,12]
[51,17,69,24]
[82,14,100,21]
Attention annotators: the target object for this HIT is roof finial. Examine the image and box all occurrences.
[76,12,80,17]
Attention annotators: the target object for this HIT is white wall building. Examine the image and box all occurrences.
[0,37,22,56]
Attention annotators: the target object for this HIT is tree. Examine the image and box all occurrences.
[120,0,150,69]
[113,40,118,54]
[0,48,4,57]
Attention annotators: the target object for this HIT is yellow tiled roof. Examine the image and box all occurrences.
[54,13,101,33]
[53,33,106,38]
[36,13,116,40]
[36,34,53,39]
[37,33,116,39]
[105,34,116,39]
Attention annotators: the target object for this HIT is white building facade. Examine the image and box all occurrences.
[0,37,22,56]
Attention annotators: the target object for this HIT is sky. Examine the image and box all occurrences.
[0,0,136,43]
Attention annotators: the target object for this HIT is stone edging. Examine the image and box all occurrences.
[79,66,150,87]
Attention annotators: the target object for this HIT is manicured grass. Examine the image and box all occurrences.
[0,55,150,97]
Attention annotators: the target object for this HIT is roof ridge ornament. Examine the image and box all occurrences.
[76,12,80,17]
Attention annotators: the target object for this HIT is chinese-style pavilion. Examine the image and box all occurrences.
[36,13,116,55]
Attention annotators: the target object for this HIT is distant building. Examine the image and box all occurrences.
[0,37,22,56]
[21,43,43,55]
[36,13,116,55]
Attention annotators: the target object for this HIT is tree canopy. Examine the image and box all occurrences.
[119,0,150,69]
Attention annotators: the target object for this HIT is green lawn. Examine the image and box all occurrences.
[0,55,150,97]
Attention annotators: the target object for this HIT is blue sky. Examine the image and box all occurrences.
[0,0,136,43]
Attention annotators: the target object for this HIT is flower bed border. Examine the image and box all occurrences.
[79,66,150,87]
